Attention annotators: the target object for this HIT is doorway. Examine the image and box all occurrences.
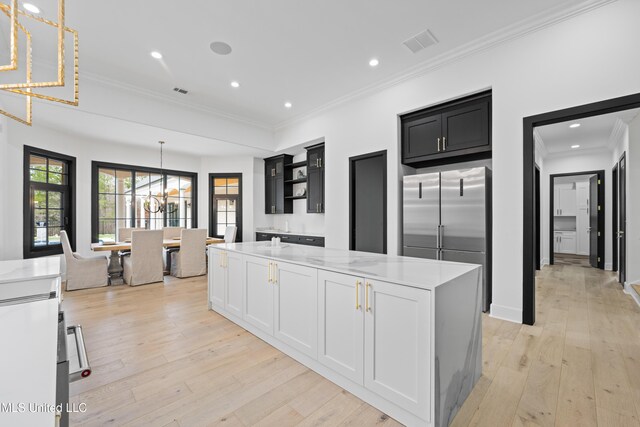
[523,92,640,325]
[548,171,604,269]
[349,150,387,254]
[612,164,618,273]
[534,165,541,270]
[619,153,627,284]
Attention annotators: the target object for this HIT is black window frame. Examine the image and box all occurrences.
[23,145,76,259]
[209,173,243,242]
[91,161,198,242]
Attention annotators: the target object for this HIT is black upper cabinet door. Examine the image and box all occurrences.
[264,154,293,214]
[274,174,285,213]
[307,145,325,213]
[441,100,489,153]
[402,114,441,159]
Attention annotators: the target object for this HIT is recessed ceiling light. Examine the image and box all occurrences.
[22,2,40,13]
[284,102,292,109]
[230,81,240,88]
[150,51,163,59]
[569,123,581,128]
[369,58,379,67]
[210,41,232,55]
[571,145,580,149]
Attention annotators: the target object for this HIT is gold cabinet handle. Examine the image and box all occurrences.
[356,280,361,310]
[267,261,272,283]
[365,282,371,312]
[437,137,441,152]
[272,263,277,284]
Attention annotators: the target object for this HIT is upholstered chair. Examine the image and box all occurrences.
[170,228,207,278]
[224,226,238,243]
[122,230,164,286]
[60,230,109,291]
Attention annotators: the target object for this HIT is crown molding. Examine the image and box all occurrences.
[79,70,274,131]
[545,146,611,160]
[274,0,618,131]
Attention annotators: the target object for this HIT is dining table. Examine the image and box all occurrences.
[91,237,225,285]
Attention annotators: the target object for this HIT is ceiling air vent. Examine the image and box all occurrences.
[173,87,189,95]
[403,29,438,54]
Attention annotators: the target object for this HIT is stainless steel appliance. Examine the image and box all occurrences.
[403,167,492,311]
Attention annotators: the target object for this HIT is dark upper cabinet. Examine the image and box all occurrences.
[264,154,293,214]
[306,143,324,213]
[401,92,491,166]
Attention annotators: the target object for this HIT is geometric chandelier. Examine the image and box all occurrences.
[0,0,79,125]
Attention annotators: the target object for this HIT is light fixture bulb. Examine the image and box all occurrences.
[571,145,580,149]
[369,58,379,67]
[23,3,40,13]
[569,123,581,128]
[150,51,163,59]
[230,81,240,88]
[284,102,292,109]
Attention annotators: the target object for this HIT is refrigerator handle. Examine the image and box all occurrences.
[418,182,422,199]
[436,225,440,249]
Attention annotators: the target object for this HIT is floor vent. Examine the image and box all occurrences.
[173,87,189,95]
[403,29,438,54]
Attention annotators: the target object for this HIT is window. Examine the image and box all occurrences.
[92,162,197,242]
[209,174,242,241]
[23,146,76,258]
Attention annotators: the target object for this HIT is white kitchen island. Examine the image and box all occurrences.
[208,242,482,427]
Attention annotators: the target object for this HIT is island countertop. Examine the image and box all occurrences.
[209,241,480,291]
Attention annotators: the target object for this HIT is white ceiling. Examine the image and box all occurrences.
[3,0,592,128]
[536,108,640,155]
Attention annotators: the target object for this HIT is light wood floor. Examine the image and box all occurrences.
[63,263,640,426]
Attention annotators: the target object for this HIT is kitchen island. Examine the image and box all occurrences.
[208,242,482,427]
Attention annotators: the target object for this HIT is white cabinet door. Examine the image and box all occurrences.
[225,251,244,318]
[317,271,364,384]
[576,182,589,210]
[273,261,318,358]
[553,233,561,253]
[364,279,431,421]
[209,249,226,309]
[243,255,274,335]
[559,233,577,254]
[558,188,577,216]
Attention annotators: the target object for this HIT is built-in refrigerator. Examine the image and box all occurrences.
[403,167,492,312]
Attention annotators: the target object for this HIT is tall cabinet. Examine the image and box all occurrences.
[264,154,293,214]
[306,143,325,213]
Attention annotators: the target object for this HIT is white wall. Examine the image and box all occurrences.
[0,122,201,260]
[271,0,640,323]
[627,114,640,285]
[541,152,613,268]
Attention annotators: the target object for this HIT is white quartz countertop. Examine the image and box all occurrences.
[255,229,324,237]
[209,242,480,290]
[0,258,61,302]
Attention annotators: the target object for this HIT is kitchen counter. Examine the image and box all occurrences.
[255,228,325,237]
[208,242,481,426]
[210,242,479,291]
[0,257,61,302]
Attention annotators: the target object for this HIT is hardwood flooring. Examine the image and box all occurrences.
[553,253,591,268]
[63,263,640,426]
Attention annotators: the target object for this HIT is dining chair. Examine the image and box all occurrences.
[224,226,238,243]
[163,227,184,240]
[122,230,164,286]
[60,230,109,291]
[118,227,145,242]
[170,228,207,278]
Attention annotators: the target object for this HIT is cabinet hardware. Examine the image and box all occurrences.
[268,261,272,283]
[365,282,371,312]
[318,158,322,168]
[443,136,447,151]
[356,280,361,310]
[437,137,441,152]
[273,263,278,284]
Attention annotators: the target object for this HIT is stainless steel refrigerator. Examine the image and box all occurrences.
[403,167,492,312]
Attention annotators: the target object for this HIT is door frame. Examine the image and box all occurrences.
[534,165,541,270]
[349,150,387,254]
[612,164,618,273]
[208,173,243,242]
[548,171,604,268]
[522,91,640,325]
[619,152,627,284]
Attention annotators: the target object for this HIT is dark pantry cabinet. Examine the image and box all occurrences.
[401,91,491,167]
[264,154,293,214]
[306,143,325,213]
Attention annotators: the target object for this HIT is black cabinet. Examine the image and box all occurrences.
[255,232,325,247]
[401,92,491,167]
[264,155,293,214]
[306,143,325,213]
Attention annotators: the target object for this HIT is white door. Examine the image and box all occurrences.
[225,251,244,318]
[243,255,274,335]
[273,262,318,358]
[317,271,364,385]
[559,233,577,254]
[209,249,225,309]
[364,279,431,422]
[558,187,577,216]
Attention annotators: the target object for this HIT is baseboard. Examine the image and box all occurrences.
[489,303,522,324]
[605,263,613,271]
[624,280,640,308]
[541,258,549,267]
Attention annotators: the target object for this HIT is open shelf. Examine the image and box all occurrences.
[286,161,307,169]
[286,195,307,200]
[285,177,307,184]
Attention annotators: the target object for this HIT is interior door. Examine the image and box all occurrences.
[612,165,618,273]
[350,151,386,254]
[619,154,626,284]
[317,271,364,385]
[402,173,440,252]
[588,175,598,268]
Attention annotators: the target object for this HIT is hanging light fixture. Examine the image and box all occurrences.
[144,141,178,215]
[0,0,79,125]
